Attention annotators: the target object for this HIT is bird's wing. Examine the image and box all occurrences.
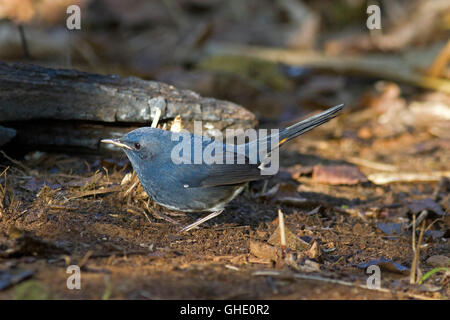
[168,132,268,188]
[198,162,264,188]
[173,150,265,188]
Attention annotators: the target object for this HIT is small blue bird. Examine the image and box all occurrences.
[102,104,343,231]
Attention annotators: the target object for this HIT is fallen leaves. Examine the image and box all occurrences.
[312,165,368,185]
[249,209,320,273]
[249,240,282,263]
[267,224,310,251]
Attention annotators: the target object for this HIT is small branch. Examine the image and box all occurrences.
[348,157,397,172]
[407,210,428,229]
[0,151,31,174]
[367,172,450,184]
[278,209,286,256]
[410,220,426,284]
[18,24,31,59]
[410,214,417,284]
[252,271,436,300]
[151,108,162,128]
[68,186,121,200]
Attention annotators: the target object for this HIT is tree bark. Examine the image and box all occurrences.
[0,62,256,151]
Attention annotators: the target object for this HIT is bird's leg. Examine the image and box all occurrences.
[180,209,224,232]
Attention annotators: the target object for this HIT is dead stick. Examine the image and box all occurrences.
[18,25,31,59]
[278,209,286,257]
[253,271,437,300]
[68,186,121,200]
[410,214,417,284]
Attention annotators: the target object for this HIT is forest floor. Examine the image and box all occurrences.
[0,0,449,300]
[1,98,448,299]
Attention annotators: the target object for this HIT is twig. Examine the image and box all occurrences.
[410,214,417,284]
[367,172,450,184]
[225,265,240,271]
[416,222,426,279]
[424,218,445,233]
[151,108,162,128]
[278,209,286,256]
[0,166,9,178]
[143,200,179,225]
[123,175,140,197]
[126,205,153,225]
[410,220,426,284]
[348,157,397,172]
[275,197,314,207]
[68,186,121,200]
[141,210,152,225]
[0,151,31,173]
[49,205,77,211]
[18,24,31,59]
[407,210,428,229]
[252,271,436,300]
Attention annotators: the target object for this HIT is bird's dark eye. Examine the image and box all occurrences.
[134,142,141,150]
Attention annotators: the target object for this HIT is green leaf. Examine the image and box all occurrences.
[419,267,450,285]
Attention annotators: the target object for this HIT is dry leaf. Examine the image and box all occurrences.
[312,165,368,185]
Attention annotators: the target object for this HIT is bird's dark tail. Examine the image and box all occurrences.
[277,104,344,146]
[246,104,343,160]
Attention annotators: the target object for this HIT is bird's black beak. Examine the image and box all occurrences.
[101,139,133,150]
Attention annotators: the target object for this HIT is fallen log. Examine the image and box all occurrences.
[0,62,257,151]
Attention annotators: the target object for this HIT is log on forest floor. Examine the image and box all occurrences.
[0,62,256,151]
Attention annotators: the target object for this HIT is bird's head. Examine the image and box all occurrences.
[101,127,165,167]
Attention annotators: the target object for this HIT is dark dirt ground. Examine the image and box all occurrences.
[0,106,449,300]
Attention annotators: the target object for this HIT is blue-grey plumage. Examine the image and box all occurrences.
[117,128,256,212]
[101,104,343,230]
